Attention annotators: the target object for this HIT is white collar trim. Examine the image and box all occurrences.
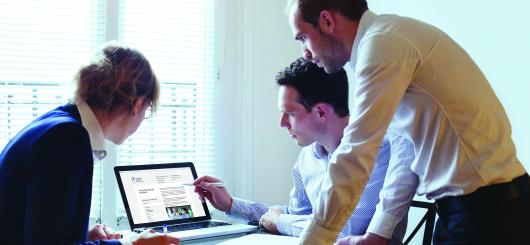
[76,100,107,160]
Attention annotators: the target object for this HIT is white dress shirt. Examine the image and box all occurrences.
[300,10,527,244]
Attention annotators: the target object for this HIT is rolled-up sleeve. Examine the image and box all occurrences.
[277,213,312,237]
[368,135,417,238]
[278,157,313,236]
[227,197,269,223]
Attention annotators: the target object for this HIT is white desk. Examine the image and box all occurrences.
[119,209,260,244]
[181,232,253,245]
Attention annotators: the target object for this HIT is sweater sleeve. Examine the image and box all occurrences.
[24,122,115,245]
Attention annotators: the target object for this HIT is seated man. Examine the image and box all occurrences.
[194,58,414,244]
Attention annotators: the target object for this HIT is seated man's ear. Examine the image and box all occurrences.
[313,103,330,119]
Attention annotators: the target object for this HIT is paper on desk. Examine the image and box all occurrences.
[217,234,299,245]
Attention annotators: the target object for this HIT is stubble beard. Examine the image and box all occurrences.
[319,30,348,74]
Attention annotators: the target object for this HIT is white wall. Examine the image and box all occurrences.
[215,0,300,205]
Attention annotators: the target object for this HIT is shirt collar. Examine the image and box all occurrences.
[75,99,107,160]
[350,10,377,70]
[312,143,333,161]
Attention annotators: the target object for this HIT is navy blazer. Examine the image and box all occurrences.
[0,104,120,245]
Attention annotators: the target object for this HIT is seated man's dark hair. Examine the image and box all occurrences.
[276,57,349,117]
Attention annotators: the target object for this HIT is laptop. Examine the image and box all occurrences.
[114,162,258,241]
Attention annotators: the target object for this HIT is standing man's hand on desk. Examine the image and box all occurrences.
[193,175,233,212]
[334,233,389,245]
[259,207,283,234]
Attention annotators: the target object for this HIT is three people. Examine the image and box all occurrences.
[2,2,529,244]
[0,44,179,244]
[286,0,530,244]
[193,58,414,244]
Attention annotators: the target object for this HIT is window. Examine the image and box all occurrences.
[118,0,215,175]
[0,0,215,227]
[115,0,215,224]
[0,0,106,223]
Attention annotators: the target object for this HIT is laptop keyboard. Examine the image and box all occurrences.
[152,221,231,233]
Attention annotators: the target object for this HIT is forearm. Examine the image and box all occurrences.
[299,138,380,244]
[368,135,417,239]
[227,197,269,222]
[276,213,312,237]
[360,232,390,245]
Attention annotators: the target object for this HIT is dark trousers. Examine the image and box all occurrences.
[433,174,530,245]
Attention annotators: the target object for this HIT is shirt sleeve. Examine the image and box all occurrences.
[367,135,418,239]
[277,162,313,236]
[286,158,313,215]
[300,33,422,244]
[277,213,312,237]
[342,138,391,236]
[24,123,120,245]
[226,197,269,223]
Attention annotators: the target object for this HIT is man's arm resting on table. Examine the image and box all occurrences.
[261,211,311,237]
[227,197,269,223]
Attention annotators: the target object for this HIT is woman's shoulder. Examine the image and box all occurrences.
[21,104,87,145]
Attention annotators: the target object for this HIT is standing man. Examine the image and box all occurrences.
[286,0,530,245]
[194,58,414,244]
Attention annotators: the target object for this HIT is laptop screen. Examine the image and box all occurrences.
[114,162,211,228]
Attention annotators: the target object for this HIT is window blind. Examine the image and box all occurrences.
[0,0,106,222]
[116,0,216,219]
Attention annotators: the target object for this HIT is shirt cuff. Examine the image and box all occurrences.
[276,214,297,237]
[226,197,251,218]
[366,209,402,239]
[299,220,340,245]
[226,197,269,223]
